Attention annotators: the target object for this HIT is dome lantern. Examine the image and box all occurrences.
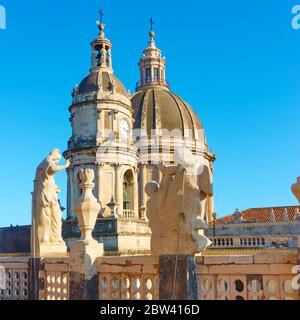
[90,10,113,72]
[136,18,169,91]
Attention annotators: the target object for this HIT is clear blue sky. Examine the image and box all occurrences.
[0,0,299,227]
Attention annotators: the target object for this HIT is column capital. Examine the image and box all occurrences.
[95,161,104,168]
[112,162,122,169]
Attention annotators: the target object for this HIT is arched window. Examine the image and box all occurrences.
[146,68,151,83]
[123,170,134,211]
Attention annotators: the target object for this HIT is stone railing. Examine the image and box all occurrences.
[211,237,234,248]
[196,252,299,300]
[98,256,159,300]
[210,236,267,249]
[0,257,30,300]
[123,210,135,219]
[39,258,69,300]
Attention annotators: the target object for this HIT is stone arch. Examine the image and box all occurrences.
[122,169,135,211]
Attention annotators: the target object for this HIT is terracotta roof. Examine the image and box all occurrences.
[215,206,300,224]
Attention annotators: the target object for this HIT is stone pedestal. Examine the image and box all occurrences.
[69,168,104,300]
[159,255,197,300]
[69,241,104,300]
[37,243,67,257]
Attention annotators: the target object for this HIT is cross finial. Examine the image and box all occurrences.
[149,17,154,31]
[99,9,104,24]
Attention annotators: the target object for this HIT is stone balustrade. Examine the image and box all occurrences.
[97,256,159,300]
[210,236,268,248]
[123,210,135,219]
[1,251,299,301]
[38,258,69,300]
[0,257,29,300]
[196,252,299,300]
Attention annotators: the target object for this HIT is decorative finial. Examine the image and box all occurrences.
[97,9,105,34]
[149,17,155,39]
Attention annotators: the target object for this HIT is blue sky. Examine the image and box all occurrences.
[0,0,300,226]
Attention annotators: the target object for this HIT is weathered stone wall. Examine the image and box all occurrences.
[0,226,31,254]
[197,251,299,300]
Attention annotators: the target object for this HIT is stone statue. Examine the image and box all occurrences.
[232,208,244,223]
[292,177,300,203]
[145,165,212,255]
[31,149,69,256]
[111,78,116,94]
[100,46,107,66]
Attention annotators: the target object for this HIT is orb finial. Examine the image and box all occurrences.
[149,17,155,39]
[97,9,105,34]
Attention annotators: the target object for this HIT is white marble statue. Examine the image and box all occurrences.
[32,149,70,253]
[145,164,212,255]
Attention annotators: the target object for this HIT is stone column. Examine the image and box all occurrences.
[96,161,104,216]
[97,109,105,143]
[67,165,75,219]
[133,169,139,219]
[69,168,104,300]
[139,165,148,220]
[114,164,122,218]
[159,255,197,300]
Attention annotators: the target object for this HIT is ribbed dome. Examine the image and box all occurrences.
[131,88,203,138]
[78,70,127,97]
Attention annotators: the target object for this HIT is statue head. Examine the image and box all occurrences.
[48,149,61,164]
[145,165,212,255]
[292,176,300,204]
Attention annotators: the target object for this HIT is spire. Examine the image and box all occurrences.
[136,18,169,91]
[90,9,113,71]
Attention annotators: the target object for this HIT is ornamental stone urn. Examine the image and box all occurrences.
[74,168,101,244]
[70,168,103,277]
[292,177,300,204]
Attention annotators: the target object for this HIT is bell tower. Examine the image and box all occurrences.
[64,11,150,254]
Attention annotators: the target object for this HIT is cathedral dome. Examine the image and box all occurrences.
[131,87,203,139]
[77,70,127,97]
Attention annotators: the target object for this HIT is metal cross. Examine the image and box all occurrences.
[149,17,154,31]
[99,9,104,24]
